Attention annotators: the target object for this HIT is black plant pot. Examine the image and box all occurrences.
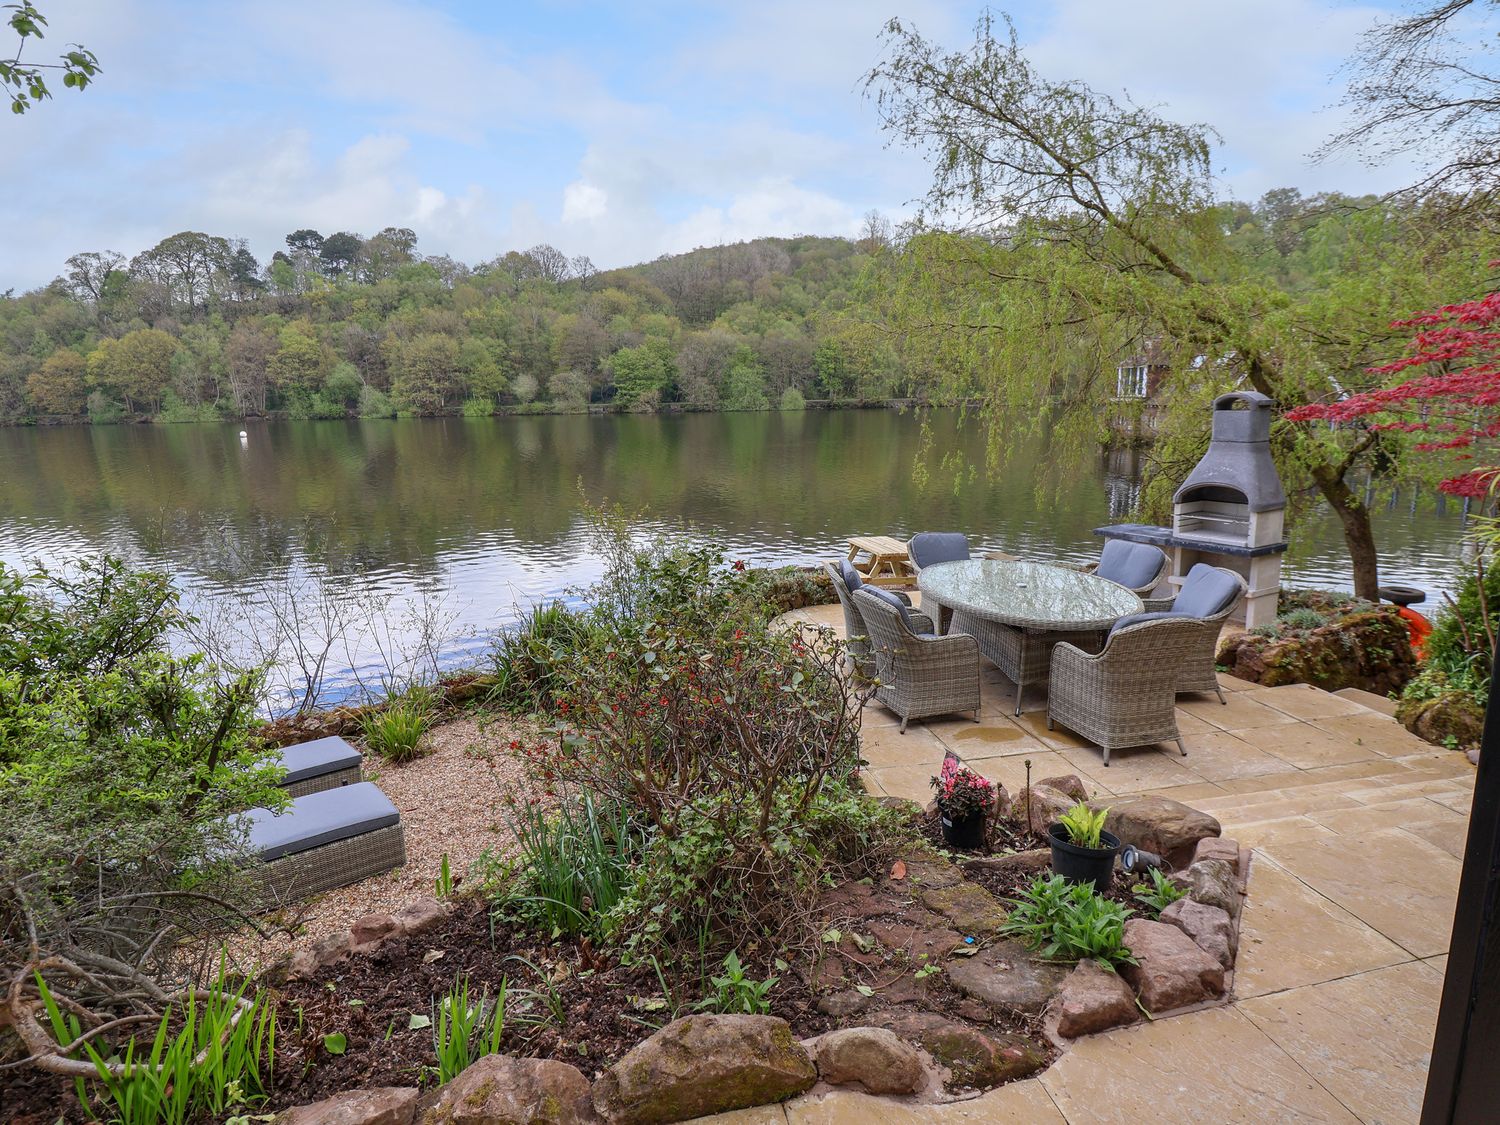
[941,811,986,850]
[1048,824,1121,894]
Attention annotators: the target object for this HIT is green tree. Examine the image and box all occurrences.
[267,322,328,398]
[1,1,98,115]
[723,346,768,411]
[610,337,677,406]
[865,13,1491,597]
[24,348,84,413]
[89,328,176,414]
[391,333,464,414]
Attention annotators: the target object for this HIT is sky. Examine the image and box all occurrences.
[0,0,1426,292]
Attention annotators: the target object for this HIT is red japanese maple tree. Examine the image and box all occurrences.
[1287,281,1500,498]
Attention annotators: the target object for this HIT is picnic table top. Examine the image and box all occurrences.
[847,535,909,555]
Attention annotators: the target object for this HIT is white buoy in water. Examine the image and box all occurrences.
[239,430,248,439]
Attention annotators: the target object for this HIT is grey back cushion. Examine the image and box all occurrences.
[1174,564,1243,619]
[839,558,864,593]
[909,532,970,569]
[862,586,931,636]
[274,736,362,785]
[1109,610,1179,637]
[1096,540,1165,592]
[243,781,400,861]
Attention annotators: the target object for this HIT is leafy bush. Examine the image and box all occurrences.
[488,600,599,713]
[694,952,777,1014]
[1280,607,1330,632]
[999,874,1136,966]
[494,515,891,957]
[0,557,284,1082]
[1420,557,1500,705]
[431,975,507,1084]
[361,691,433,762]
[1131,867,1186,917]
[779,386,807,411]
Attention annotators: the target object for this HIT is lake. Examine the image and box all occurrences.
[0,409,1473,712]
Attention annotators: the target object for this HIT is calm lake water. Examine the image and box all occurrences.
[0,410,1473,711]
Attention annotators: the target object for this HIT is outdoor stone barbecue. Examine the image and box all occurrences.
[1097,390,1289,629]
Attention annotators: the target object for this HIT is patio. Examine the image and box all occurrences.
[755,599,1475,1124]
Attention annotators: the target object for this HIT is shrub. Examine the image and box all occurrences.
[1420,556,1500,705]
[0,557,284,1081]
[778,386,806,411]
[1000,874,1136,966]
[497,515,891,957]
[361,692,433,763]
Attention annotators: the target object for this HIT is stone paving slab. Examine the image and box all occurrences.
[783,603,1477,1124]
[1234,856,1411,999]
[1261,830,1460,959]
[1038,1005,1362,1123]
[1239,960,1442,1125]
[1332,686,1401,717]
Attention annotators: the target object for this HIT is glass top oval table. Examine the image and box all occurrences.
[917,559,1144,716]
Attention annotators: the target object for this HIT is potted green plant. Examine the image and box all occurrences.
[931,755,993,849]
[1049,802,1120,894]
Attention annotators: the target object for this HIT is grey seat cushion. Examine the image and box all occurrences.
[1174,564,1242,618]
[1096,541,1165,592]
[909,532,971,569]
[243,782,400,862]
[862,586,932,636]
[839,558,864,592]
[1109,610,1179,636]
[274,736,362,785]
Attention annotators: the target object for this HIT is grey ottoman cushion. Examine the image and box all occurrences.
[275,736,362,786]
[244,782,400,862]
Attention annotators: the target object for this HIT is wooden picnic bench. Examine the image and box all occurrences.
[846,535,916,587]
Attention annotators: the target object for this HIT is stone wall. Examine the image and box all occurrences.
[1217,602,1416,697]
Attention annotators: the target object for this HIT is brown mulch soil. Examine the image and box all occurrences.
[10,809,1105,1122]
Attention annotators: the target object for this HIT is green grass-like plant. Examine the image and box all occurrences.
[38,970,276,1125]
[432,974,507,1084]
[1131,867,1186,917]
[1057,802,1110,849]
[497,790,645,939]
[999,874,1136,966]
[362,693,432,763]
[693,952,777,1015]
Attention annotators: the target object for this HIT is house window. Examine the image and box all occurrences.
[1116,365,1149,399]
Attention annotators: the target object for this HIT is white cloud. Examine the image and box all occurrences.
[561,181,608,223]
[0,0,1428,291]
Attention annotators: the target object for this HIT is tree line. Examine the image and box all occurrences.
[0,191,1474,430]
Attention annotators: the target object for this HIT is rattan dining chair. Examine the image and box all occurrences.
[1125,564,1248,703]
[825,561,932,680]
[1047,616,1203,766]
[907,532,971,570]
[854,587,980,732]
[1074,540,1170,598]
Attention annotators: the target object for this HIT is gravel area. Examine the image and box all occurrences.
[228,712,538,972]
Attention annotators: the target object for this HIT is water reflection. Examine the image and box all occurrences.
[0,411,1473,707]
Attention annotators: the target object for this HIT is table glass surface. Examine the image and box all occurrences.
[917,559,1143,631]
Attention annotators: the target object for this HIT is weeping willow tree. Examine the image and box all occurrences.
[863,12,1494,599]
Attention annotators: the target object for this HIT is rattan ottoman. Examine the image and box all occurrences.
[274,736,364,798]
[243,782,405,901]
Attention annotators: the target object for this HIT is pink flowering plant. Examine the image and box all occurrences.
[931,756,994,820]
